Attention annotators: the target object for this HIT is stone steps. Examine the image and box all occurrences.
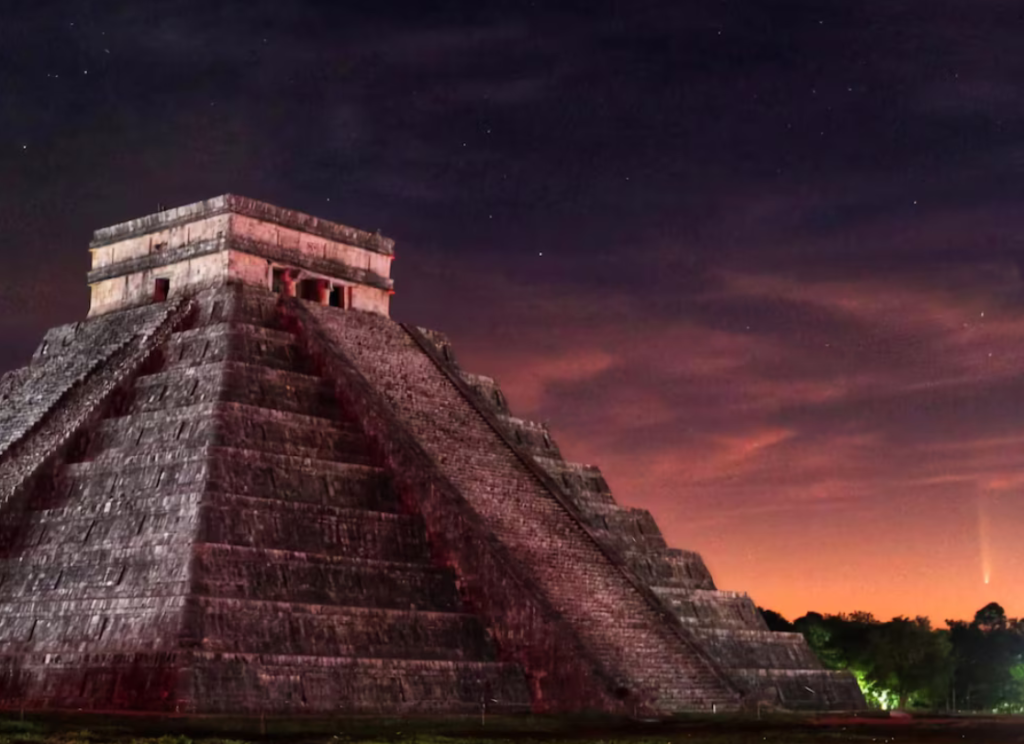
[56,449,397,511]
[128,362,340,419]
[625,549,717,590]
[186,652,531,714]
[652,586,766,630]
[187,596,495,661]
[3,514,198,554]
[728,668,867,710]
[196,501,431,562]
[690,627,823,670]
[13,496,427,564]
[0,551,191,602]
[172,322,296,345]
[0,601,188,652]
[87,403,367,462]
[0,596,187,615]
[83,438,374,469]
[204,448,397,507]
[0,650,531,714]
[163,323,311,373]
[201,491,409,520]
[191,543,462,611]
[51,456,207,508]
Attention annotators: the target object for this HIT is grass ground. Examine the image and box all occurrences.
[2,713,1023,744]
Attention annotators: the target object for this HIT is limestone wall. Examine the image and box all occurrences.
[90,214,231,270]
[231,213,392,281]
[89,252,228,317]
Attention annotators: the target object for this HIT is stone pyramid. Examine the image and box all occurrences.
[0,196,864,715]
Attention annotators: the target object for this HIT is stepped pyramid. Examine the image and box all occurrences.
[0,196,864,715]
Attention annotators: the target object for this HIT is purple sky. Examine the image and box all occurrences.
[2,0,1024,624]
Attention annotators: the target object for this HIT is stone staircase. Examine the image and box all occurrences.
[415,328,867,711]
[301,302,742,714]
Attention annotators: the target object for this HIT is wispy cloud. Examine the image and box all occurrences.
[445,258,1024,622]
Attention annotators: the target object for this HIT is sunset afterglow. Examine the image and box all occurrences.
[3,0,1022,629]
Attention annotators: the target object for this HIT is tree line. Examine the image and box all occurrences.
[761,602,1024,711]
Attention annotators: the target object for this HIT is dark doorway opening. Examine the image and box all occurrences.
[329,286,344,307]
[298,279,322,302]
[154,278,170,302]
[272,268,285,293]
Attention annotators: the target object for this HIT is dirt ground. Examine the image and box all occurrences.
[3,712,1024,744]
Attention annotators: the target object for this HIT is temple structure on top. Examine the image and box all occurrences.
[87,194,394,317]
[0,196,865,716]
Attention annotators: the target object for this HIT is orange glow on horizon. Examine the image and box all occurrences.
[437,266,1024,627]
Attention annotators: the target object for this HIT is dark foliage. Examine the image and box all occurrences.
[765,603,1024,711]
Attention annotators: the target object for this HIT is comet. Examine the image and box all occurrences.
[979,493,993,586]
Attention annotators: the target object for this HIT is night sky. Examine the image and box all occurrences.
[3,0,1023,625]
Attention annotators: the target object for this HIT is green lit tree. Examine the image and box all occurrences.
[865,616,952,710]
